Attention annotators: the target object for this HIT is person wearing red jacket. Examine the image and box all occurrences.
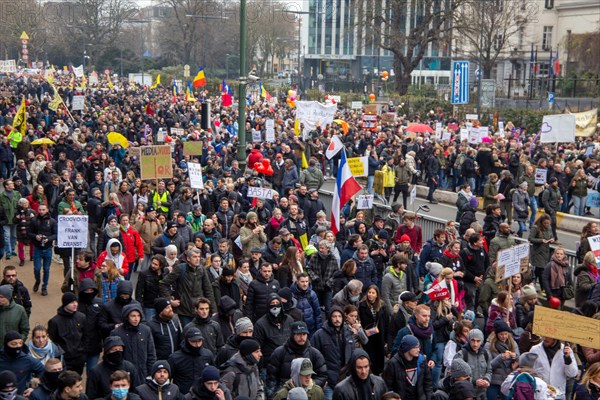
[97,238,129,278]
[118,214,144,279]
[393,213,423,254]
[247,144,264,170]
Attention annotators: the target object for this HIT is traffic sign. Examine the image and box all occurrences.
[451,61,469,105]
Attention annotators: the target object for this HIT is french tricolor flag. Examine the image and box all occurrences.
[331,149,362,235]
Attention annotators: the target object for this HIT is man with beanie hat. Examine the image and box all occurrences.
[501,353,548,400]
[274,358,324,400]
[458,197,478,236]
[454,329,491,400]
[0,371,27,400]
[0,284,29,341]
[186,365,231,400]
[215,317,254,367]
[136,360,182,400]
[0,331,44,394]
[86,336,140,399]
[77,278,104,373]
[167,328,215,395]
[437,359,476,400]
[278,287,303,321]
[312,306,355,396]
[98,281,140,338]
[266,321,327,398]
[383,335,433,400]
[110,304,157,384]
[459,232,488,312]
[48,292,87,373]
[147,298,182,361]
[333,349,387,400]
[221,338,263,399]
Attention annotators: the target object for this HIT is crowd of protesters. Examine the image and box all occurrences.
[0,73,598,400]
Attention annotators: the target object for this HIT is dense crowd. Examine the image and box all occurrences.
[0,74,599,400]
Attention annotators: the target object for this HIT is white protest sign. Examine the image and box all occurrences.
[540,114,576,143]
[265,119,275,142]
[534,168,547,185]
[442,131,452,141]
[247,187,274,199]
[171,128,184,137]
[479,126,489,140]
[410,185,417,205]
[435,122,442,138]
[187,162,204,189]
[465,114,478,121]
[57,215,89,248]
[252,129,262,142]
[460,128,468,142]
[351,101,363,110]
[71,95,85,111]
[295,101,337,135]
[499,121,504,133]
[357,195,374,210]
[468,127,480,144]
[496,243,530,281]
[587,235,600,265]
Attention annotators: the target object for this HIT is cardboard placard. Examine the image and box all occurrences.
[364,104,378,114]
[495,243,530,282]
[171,128,184,137]
[140,145,173,180]
[533,306,600,349]
[346,157,368,177]
[247,187,274,199]
[357,195,374,210]
[183,141,203,156]
[187,162,204,189]
[534,168,547,185]
[351,101,363,110]
[57,215,89,248]
[382,113,397,124]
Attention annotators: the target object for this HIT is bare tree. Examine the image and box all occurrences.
[0,0,48,63]
[453,0,538,78]
[365,0,462,94]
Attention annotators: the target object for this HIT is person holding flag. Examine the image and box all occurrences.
[331,149,362,236]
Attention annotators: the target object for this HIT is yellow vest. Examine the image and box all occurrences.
[153,190,169,213]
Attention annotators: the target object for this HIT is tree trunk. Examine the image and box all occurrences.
[393,56,412,95]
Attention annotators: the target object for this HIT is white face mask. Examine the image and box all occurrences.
[269,306,282,317]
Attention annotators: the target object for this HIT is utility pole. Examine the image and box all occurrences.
[236,0,247,165]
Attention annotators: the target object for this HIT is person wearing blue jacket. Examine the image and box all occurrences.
[351,245,378,291]
[290,274,322,337]
[0,331,44,394]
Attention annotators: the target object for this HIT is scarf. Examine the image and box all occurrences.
[236,270,252,293]
[28,341,55,363]
[105,224,120,238]
[549,254,569,289]
[586,263,599,280]
[408,320,434,340]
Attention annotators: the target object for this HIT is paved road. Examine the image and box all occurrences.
[318,179,581,252]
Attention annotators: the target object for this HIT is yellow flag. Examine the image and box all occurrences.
[107,79,114,90]
[81,74,87,89]
[11,97,26,135]
[294,119,300,136]
[301,152,308,169]
[150,74,161,89]
[48,91,62,112]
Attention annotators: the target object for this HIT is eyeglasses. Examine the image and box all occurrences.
[4,274,16,278]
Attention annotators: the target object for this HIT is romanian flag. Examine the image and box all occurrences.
[150,74,161,89]
[193,67,207,88]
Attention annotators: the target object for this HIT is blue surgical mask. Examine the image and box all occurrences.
[112,388,128,400]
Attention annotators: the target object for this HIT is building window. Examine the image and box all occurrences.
[544,0,554,9]
[493,34,503,51]
[542,26,552,50]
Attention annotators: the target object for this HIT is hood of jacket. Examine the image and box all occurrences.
[218,295,238,315]
[117,280,134,297]
[105,237,123,254]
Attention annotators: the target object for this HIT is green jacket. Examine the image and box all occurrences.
[300,167,324,190]
[394,164,412,185]
[57,200,86,215]
[0,300,30,341]
[0,190,20,222]
[273,379,325,400]
[519,174,536,197]
[488,234,516,264]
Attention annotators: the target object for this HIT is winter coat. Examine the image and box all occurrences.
[529,342,578,399]
[574,264,599,308]
[282,167,299,192]
[460,245,489,285]
[146,314,182,361]
[0,347,45,394]
[486,299,516,335]
[135,267,163,309]
[244,274,280,321]
[479,268,501,317]
[133,218,163,254]
[454,345,492,399]
[136,380,183,400]
[0,299,30,341]
[239,225,268,258]
[266,339,328,391]
[28,213,57,250]
[0,280,32,317]
[183,316,224,356]
[482,214,502,244]
[47,307,86,364]
[528,224,553,270]
[332,349,388,400]
[382,353,432,400]
[119,226,144,263]
[542,186,561,213]
[381,267,407,313]
[458,206,477,236]
[488,233,516,265]
[0,190,20,222]
[110,304,157,383]
[311,321,355,386]
[300,166,324,190]
[77,280,104,356]
[483,181,499,208]
[97,282,141,337]
[290,283,322,335]
[486,350,518,386]
[253,313,294,360]
[220,352,263,400]
[512,189,530,222]
[86,359,140,399]
[168,342,215,395]
[152,231,186,256]
[352,252,378,289]
[307,251,338,292]
[159,262,216,317]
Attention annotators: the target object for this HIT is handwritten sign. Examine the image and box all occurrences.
[71,95,85,111]
[465,114,478,121]
[346,157,368,177]
[252,129,262,142]
[187,162,204,189]
[357,195,374,210]
[183,141,203,156]
[171,128,184,136]
[410,185,417,205]
[247,187,274,199]
[351,101,363,110]
[540,114,576,143]
[587,191,600,209]
[460,128,468,142]
[533,306,600,349]
[140,145,173,180]
[496,243,530,282]
[587,234,600,265]
[265,119,275,142]
[57,215,89,248]
[534,168,547,185]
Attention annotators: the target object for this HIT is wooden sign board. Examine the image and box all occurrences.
[533,306,600,349]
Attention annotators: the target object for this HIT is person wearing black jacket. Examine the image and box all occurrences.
[146,298,182,361]
[211,295,243,341]
[86,336,140,399]
[87,188,104,255]
[215,317,254,368]
[167,328,215,395]
[1,266,32,317]
[136,360,182,400]
[48,293,87,374]
[252,294,294,367]
[498,171,516,225]
[28,204,57,296]
[98,281,141,338]
[135,255,165,321]
[383,335,433,400]
[459,233,489,312]
[77,278,104,372]
[244,263,280,322]
[332,349,388,400]
[426,148,441,204]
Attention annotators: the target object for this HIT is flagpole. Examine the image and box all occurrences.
[51,85,77,123]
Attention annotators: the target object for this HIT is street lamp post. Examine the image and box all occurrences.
[236,0,248,165]
[82,43,92,74]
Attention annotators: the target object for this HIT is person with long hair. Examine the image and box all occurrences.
[235,258,253,304]
[431,296,458,387]
[542,247,572,308]
[528,214,554,286]
[575,251,600,308]
[486,291,517,335]
[343,304,368,349]
[358,284,387,375]
[485,319,520,400]
[26,325,63,364]
[443,319,473,371]
[100,259,124,303]
[330,259,356,295]
[276,246,301,288]
[578,222,599,264]
[571,168,590,216]
[27,184,48,213]
[574,361,600,400]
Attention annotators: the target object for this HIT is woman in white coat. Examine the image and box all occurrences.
[529,337,578,399]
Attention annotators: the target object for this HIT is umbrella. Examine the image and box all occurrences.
[107,132,129,148]
[405,123,434,134]
[30,138,55,145]
[333,119,349,134]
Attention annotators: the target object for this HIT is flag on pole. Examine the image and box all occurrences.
[8,97,26,148]
[221,84,233,107]
[220,79,229,93]
[331,149,362,235]
[186,82,196,102]
[326,135,344,159]
[424,281,451,301]
[69,74,75,89]
[81,73,87,89]
[193,67,207,88]
[260,82,272,100]
[554,47,560,76]
[150,74,161,89]
[48,89,62,111]
[533,46,539,74]
[549,48,554,77]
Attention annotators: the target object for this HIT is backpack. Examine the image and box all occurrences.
[507,372,536,400]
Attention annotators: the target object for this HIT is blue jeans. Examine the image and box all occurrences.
[560,193,570,212]
[1,161,12,179]
[573,196,587,216]
[3,224,16,256]
[467,177,477,193]
[427,178,438,201]
[33,247,53,290]
[144,307,156,321]
[432,341,445,389]
[487,384,502,400]
[528,196,538,226]
[517,221,527,237]
[439,170,448,190]
[324,385,333,400]
[367,175,375,194]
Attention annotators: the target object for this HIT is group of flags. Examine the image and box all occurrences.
[530,44,560,77]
